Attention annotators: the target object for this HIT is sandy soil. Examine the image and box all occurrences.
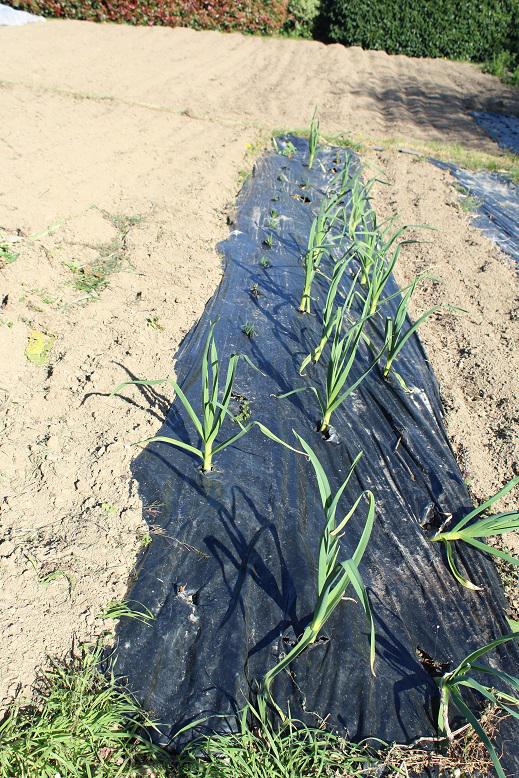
[0,80,256,703]
[367,150,519,615]
[0,20,517,705]
[1,20,519,155]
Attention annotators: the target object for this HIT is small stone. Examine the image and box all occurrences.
[0,541,15,559]
[47,436,60,451]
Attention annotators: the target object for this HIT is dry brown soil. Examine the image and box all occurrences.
[366,151,518,615]
[0,19,517,705]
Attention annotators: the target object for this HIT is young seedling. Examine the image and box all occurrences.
[363,244,401,316]
[241,322,256,339]
[112,323,297,473]
[292,192,312,204]
[319,310,382,432]
[299,261,357,374]
[146,316,164,331]
[263,233,274,249]
[283,303,382,433]
[345,176,374,241]
[0,242,18,266]
[431,476,519,591]
[280,140,297,158]
[25,554,75,595]
[381,278,443,390]
[299,193,343,314]
[354,216,408,287]
[259,256,271,269]
[307,109,320,169]
[100,600,155,625]
[437,633,519,778]
[267,212,280,230]
[353,223,378,287]
[328,155,355,202]
[258,435,376,720]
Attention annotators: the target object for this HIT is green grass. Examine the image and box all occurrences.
[66,239,123,295]
[65,210,142,298]
[101,212,144,234]
[459,195,481,212]
[0,642,503,778]
[25,553,75,595]
[100,599,156,625]
[482,51,519,87]
[0,643,168,778]
[231,392,252,424]
[0,242,18,267]
[147,315,165,330]
[453,184,482,212]
[0,647,379,778]
[178,714,377,778]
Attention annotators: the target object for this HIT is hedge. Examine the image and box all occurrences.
[317,0,519,63]
[7,0,289,34]
[285,0,320,37]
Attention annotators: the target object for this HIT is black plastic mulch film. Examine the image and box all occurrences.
[114,137,518,767]
[434,111,519,264]
[433,160,519,264]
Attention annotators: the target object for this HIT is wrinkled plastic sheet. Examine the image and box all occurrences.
[472,111,519,154]
[433,159,519,263]
[0,3,43,25]
[114,136,518,766]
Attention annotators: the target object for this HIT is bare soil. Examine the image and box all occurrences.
[1,20,519,151]
[366,149,519,615]
[0,19,517,705]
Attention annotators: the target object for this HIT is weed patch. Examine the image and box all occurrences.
[0,644,168,778]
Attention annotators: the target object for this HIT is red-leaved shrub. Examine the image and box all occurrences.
[7,0,289,34]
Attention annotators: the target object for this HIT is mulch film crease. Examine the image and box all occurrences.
[114,137,518,766]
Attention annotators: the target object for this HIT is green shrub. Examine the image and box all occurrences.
[7,0,289,35]
[483,50,519,86]
[317,0,519,63]
[284,0,320,37]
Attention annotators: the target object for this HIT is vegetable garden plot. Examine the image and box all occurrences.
[433,159,519,263]
[432,110,519,264]
[113,137,518,767]
[472,112,519,155]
